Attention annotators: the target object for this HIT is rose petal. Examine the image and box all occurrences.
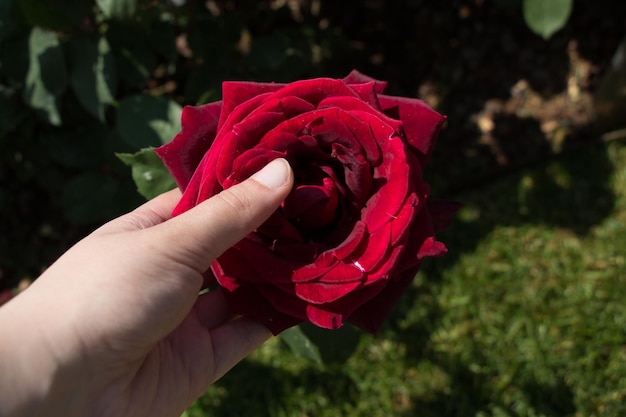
[257,210,304,243]
[332,220,367,260]
[332,144,372,207]
[317,262,364,283]
[219,280,304,335]
[343,70,387,93]
[363,244,405,285]
[272,78,359,105]
[292,262,334,282]
[378,94,446,165]
[396,206,447,272]
[232,239,305,283]
[305,280,388,330]
[346,268,417,333]
[319,96,402,131]
[361,137,410,232]
[155,102,222,190]
[352,223,391,272]
[219,81,285,129]
[295,279,362,304]
[305,304,345,329]
[390,192,418,245]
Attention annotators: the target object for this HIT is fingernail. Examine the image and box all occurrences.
[251,158,291,189]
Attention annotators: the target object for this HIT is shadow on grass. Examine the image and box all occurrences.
[199,360,359,417]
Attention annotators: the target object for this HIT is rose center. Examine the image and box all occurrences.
[281,166,340,234]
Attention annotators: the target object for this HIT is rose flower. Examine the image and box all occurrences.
[156,70,456,334]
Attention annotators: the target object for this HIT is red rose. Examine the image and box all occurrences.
[156,70,456,334]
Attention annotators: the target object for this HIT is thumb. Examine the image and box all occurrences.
[149,158,293,274]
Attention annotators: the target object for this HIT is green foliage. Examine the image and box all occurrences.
[24,27,68,125]
[96,0,139,20]
[68,36,118,121]
[279,326,323,365]
[523,0,573,39]
[117,95,182,148]
[117,148,176,199]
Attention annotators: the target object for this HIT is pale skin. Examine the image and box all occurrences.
[0,158,294,417]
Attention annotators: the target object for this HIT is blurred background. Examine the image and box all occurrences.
[1,0,626,415]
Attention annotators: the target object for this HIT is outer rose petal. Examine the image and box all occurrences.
[155,102,222,190]
[378,95,447,166]
[343,69,387,93]
[346,268,418,333]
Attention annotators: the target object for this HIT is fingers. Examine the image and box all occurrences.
[149,158,293,274]
[208,317,272,383]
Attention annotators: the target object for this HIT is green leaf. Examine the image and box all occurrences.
[300,322,362,365]
[96,0,138,20]
[116,148,176,200]
[68,36,117,121]
[24,27,68,126]
[116,94,182,149]
[279,326,323,364]
[523,0,573,40]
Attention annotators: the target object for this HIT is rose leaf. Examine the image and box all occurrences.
[116,148,177,200]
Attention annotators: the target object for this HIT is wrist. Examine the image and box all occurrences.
[0,287,93,417]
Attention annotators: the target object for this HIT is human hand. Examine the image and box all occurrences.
[0,158,293,417]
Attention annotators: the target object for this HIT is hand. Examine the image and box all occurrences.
[0,159,293,417]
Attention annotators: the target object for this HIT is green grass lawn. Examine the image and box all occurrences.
[184,141,626,417]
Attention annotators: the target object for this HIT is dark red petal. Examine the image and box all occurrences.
[155,101,222,190]
[292,262,334,282]
[363,244,405,285]
[217,111,286,184]
[396,206,447,272]
[218,81,285,129]
[317,262,364,283]
[258,131,299,151]
[272,78,359,105]
[257,210,304,243]
[417,236,448,260]
[346,268,418,333]
[352,223,391,272]
[332,144,372,208]
[304,279,388,330]
[319,96,402,131]
[218,280,304,335]
[342,70,387,93]
[390,193,418,245]
[332,220,367,259]
[295,280,362,304]
[305,304,345,329]
[361,137,410,232]
[378,94,446,166]
[232,239,305,283]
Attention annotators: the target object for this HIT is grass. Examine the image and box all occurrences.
[184,141,626,417]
